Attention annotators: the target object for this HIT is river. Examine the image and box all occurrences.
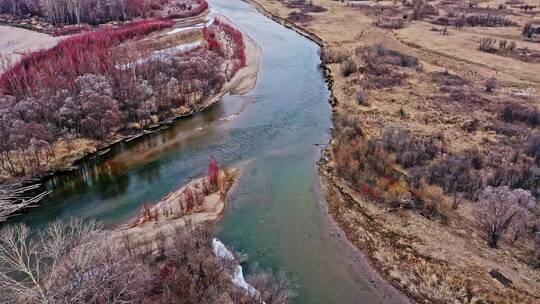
[6,0,401,303]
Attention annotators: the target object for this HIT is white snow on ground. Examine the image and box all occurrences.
[116,40,201,70]
[212,238,236,260]
[153,41,201,57]
[212,238,265,303]
[166,19,214,35]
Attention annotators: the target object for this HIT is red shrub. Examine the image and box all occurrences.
[203,18,246,70]
[167,0,208,18]
[184,188,195,211]
[208,157,219,191]
[0,18,173,96]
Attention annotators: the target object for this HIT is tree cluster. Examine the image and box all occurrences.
[426,153,484,199]
[203,18,246,72]
[501,102,540,126]
[0,0,208,26]
[382,126,440,169]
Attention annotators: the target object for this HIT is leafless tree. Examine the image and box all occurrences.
[247,264,295,304]
[0,181,51,222]
[474,186,535,248]
[0,218,150,303]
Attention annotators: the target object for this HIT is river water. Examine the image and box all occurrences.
[6,1,398,303]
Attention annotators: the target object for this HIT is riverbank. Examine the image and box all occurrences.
[248,0,540,303]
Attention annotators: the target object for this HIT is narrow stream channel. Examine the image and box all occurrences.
[5,1,398,303]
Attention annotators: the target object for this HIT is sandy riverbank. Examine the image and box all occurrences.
[198,14,261,110]
[117,168,239,244]
[0,25,60,72]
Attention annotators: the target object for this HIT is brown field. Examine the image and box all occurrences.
[250,0,540,302]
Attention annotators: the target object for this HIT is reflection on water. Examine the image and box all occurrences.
[5,0,396,303]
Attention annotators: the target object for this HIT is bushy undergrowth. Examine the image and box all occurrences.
[321,48,348,64]
[523,22,540,39]
[501,102,540,126]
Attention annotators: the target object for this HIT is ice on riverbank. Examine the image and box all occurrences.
[116,40,202,70]
[212,238,264,302]
[166,19,214,35]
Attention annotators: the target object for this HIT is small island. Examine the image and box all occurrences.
[120,158,239,241]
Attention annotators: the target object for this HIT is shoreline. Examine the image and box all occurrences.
[117,168,239,243]
[317,155,418,304]
[244,0,413,302]
[0,16,261,185]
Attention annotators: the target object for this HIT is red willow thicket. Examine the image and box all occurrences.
[203,18,246,72]
[167,0,208,18]
[1,19,174,97]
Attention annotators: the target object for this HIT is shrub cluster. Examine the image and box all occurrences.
[371,44,419,68]
[358,45,418,89]
[478,37,497,52]
[382,126,440,168]
[431,71,467,87]
[486,77,498,92]
[523,22,540,39]
[501,102,540,126]
[373,18,406,29]
[488,162,540,197]
[426,153,484,198]
[321,48,348,64]
[478,38,517,53]
[465,14,517,27]
[340,59,358,77]
[525,132,540,164]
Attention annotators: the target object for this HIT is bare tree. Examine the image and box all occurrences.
[0,181,51,222]
[474,186,535,248]
[0,218,149,303]
[247,264,295,304]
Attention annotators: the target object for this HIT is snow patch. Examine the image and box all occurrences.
[166,19,214,35]
[212,238,264,303]
[116,41,202,70]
